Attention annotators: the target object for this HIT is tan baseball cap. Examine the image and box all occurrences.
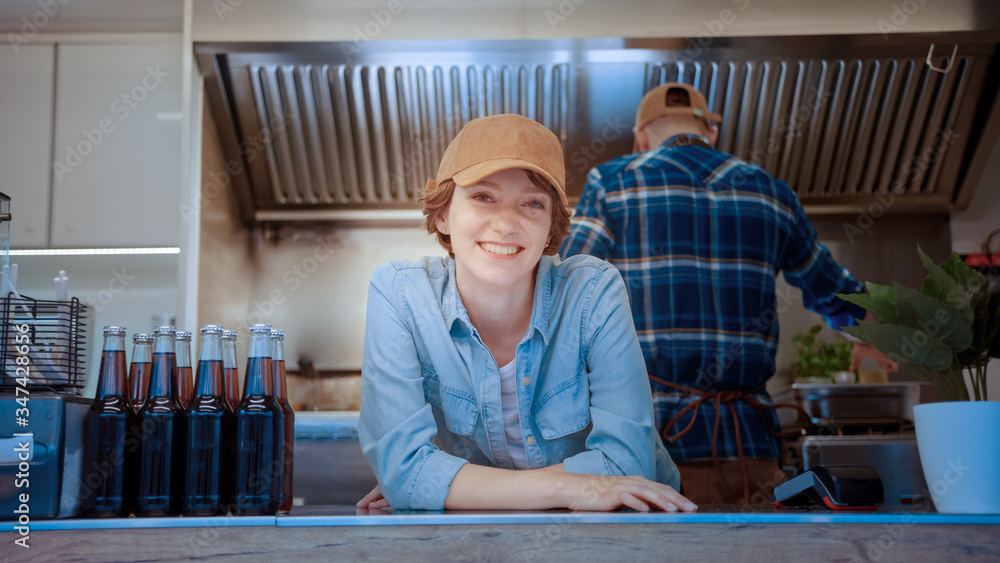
[635,82,722,131]
[426,113,567,205]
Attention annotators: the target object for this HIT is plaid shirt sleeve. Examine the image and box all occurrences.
[778,190,866,330]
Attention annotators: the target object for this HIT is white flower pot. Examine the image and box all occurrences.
[913,401,1000,514]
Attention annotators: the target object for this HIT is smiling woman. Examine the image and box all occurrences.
[357,114,694,513]
[437,169,555,307]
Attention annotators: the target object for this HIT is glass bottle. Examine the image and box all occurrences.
[127,333,153,413]
[135,326,182,516]
[270,329,294,514]
[179,325,233,515]
[233,324,282,515]
[221,329,241,412]
[174,330,194,410]
[85,326,136,517]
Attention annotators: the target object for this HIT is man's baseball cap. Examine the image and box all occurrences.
[634,82,722,131]
[426,113,567,205]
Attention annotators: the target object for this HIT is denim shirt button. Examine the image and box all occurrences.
[521,377,530,386]
[526,436,535,446]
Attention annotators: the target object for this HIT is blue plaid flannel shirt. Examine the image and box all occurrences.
[560,134,866,462]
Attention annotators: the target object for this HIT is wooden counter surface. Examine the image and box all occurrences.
[6,505,999,562]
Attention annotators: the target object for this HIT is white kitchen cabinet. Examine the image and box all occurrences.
[50,42,182,248]
[0,44,56,249]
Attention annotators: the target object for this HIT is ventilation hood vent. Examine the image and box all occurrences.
[196,34,1000,225]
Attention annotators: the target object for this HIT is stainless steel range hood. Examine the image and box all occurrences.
[195,33,1000,226]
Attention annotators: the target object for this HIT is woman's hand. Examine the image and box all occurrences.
[356,484,391,509]
[565,473,698,512]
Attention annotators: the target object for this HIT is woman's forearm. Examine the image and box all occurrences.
[444,464,573,510]
[443,463,697,512]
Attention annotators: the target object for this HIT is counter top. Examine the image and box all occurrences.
[9,504,999,562]
[29,504,1000,530]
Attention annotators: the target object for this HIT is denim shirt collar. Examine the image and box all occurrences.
[441,255,554,346]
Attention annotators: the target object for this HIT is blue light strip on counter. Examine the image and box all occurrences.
[33,515,275,531]
[31,509,1000,531]
[274,510,1000,527]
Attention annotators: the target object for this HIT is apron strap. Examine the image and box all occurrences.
[650,375,814,503]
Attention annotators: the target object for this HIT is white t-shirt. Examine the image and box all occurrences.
[498,359,528,469]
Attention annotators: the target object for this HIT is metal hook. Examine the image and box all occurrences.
[925,43,958,74]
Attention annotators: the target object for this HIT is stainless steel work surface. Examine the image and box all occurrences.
[773,381,924,426]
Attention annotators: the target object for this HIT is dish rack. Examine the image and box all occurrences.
[0,294,88,393]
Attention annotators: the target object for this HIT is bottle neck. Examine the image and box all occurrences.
[270,337,287,401]
[96,334,128,399]
[195,332,224,396]
[270,337,284,363]
[148,333,175,398]
[175,339,192,368]
[223,338,237,370]
[199,332,223,363]
[131,341,152,364]
[243,331,272,397]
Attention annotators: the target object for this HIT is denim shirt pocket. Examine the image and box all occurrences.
[422,361,479,436]
[439,386,479,436]
[533,373,591,440]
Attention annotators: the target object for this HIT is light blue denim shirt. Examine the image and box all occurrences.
[359,254,680,510]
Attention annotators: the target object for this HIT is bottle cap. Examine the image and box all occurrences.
[248,324,272,333]
[222,329,238,340]
[200,324,224,334]
[175,331,193,341]
[154,325,176,335]
[270,329,285,340]
[132,333,153,342]
[103,326,126,335]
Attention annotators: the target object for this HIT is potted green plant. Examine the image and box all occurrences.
[791,323,853,383]
[836,247,1000,514]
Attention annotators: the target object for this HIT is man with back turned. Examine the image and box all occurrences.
[560,83,895,505]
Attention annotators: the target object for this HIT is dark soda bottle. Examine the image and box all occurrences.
[270,329,294,514]
[179,325,233,515]
[135,326,183,516]
[85,326,136,517]
[222,329,241,412]
[128,333,153,413]
[174,330,194,410]
[234,324,282,515]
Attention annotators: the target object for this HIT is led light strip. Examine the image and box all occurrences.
[8,247,181,256]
